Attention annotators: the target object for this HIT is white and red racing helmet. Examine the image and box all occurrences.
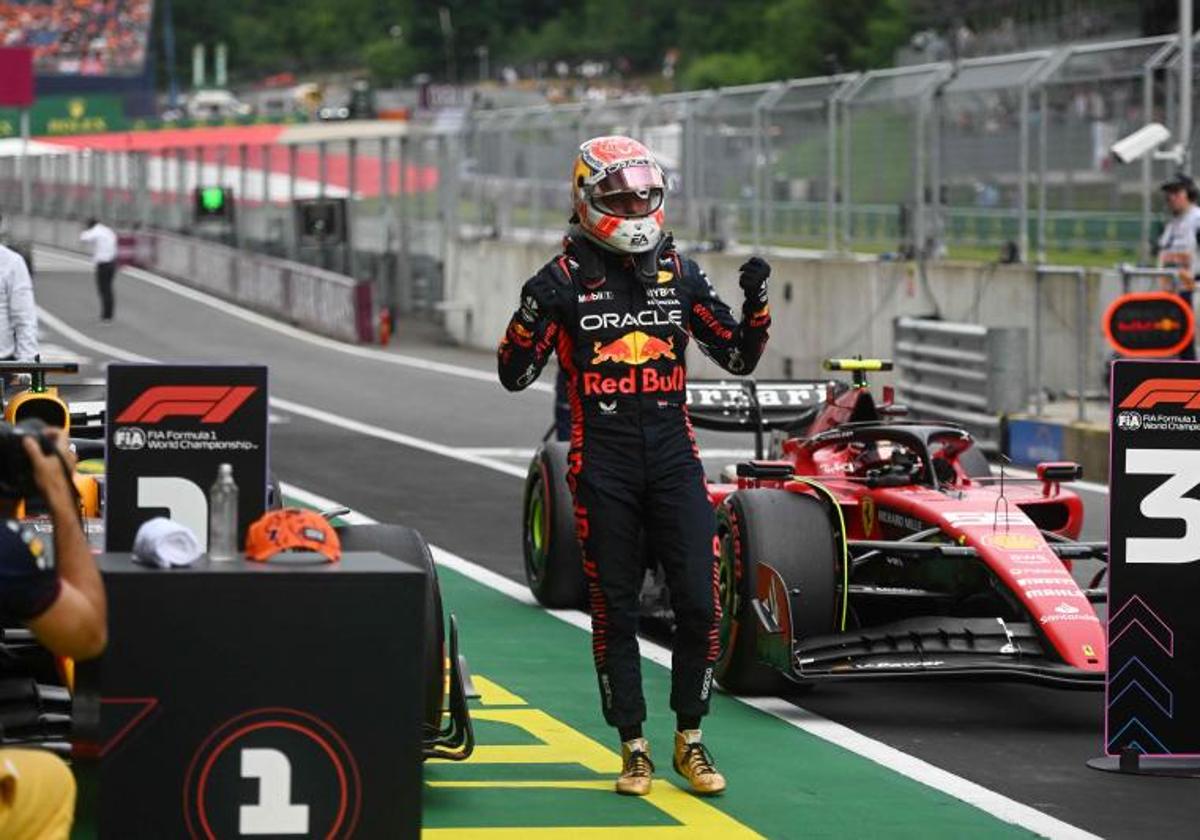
[571,135,666,254]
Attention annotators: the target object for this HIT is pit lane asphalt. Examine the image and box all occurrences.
[32,249,1188,839]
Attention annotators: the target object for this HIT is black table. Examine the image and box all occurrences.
[77,551,426,839]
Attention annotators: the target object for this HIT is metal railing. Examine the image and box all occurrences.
[1118,263,1180,293]
[6,214,372,343]
[893,317,1030,453]
[0,31,1198,292]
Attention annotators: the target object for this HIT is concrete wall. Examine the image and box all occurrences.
[442,234,1118,398]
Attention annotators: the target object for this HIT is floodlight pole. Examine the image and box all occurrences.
[1183,0,1193,169]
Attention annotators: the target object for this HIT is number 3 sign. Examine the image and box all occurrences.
[1106,360,1200,757]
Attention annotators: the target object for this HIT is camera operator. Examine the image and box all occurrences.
[0,427,106,839]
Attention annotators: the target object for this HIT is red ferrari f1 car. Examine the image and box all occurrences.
[523,359,1107,694]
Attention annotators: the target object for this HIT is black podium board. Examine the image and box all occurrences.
[77,552,425,838]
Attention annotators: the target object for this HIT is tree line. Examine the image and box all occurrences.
[165,0,911,90]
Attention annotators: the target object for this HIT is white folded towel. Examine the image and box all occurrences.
[133,517,203,568]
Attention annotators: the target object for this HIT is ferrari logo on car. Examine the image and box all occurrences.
[860,497,876,536]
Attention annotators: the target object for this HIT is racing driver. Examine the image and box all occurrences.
[498,135,771,797]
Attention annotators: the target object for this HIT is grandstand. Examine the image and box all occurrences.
[0,0,153,76]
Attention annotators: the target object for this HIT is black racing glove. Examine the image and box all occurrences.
[518,269,560,325]
[738,256,771,307]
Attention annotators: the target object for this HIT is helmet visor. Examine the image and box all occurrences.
[588,162,664,217]
[594,188,664,218]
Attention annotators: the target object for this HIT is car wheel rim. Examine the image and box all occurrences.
[525,475,549,584]
[716,525,738,661]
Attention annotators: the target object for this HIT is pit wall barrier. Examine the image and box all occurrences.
[443,235,1120,395]
[8,215,372,344]
[892,317,1028,454]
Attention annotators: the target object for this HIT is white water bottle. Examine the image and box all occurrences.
[208,463,239,561]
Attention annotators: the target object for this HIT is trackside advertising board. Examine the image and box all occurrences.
[105,365,268,552]
[1107,360,1200,757]
[1102,292,1196,358]
[0,48,34,108]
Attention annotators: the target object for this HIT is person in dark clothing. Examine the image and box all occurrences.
[0,426,107,836]
[498,135,770,797]
[553,367,571,441]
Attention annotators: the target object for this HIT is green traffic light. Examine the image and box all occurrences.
[201,187,226,212]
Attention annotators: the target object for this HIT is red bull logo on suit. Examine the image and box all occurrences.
[591,332,676,365]
[585,331,682,396]
[583,366,685,396]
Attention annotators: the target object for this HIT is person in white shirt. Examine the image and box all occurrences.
[1157,173,1200,360]
[79,218,118,323]
[0,221,39,365]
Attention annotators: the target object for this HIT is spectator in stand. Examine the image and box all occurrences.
[0,427,108,838]
[80,218,117,324]
[1,0,152,76]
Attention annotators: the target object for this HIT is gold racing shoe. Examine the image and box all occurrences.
[616,737,654,796]
[673,730,726,795]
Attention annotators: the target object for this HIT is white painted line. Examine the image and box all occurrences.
[35,245,553,393]
[270,398,528,479]
[278,482,375,526]
[36,307,530,481]
[743,697,1100,840]
[278,484,1099,840]
[37,308,153,363]
[41,262,1098,839]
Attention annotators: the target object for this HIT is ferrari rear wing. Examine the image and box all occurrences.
[685,379,838,457]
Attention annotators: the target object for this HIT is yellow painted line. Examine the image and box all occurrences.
[465,709,617,772]
[472,676,527,706]
[424,781,761,839]
[427,694,762,838]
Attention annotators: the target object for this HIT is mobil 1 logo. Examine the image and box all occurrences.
[1107,360,1200,756]
[105,364,268,552]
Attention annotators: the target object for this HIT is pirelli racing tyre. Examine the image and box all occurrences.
[523,442,587,609]
[335,524,445,730]
[715,490,839,695]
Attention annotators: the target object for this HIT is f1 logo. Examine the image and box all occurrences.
[116,385,257,424]
[1119,379,1200,410]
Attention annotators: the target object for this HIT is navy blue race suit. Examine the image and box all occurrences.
[498,237,770,728]
[0,520,59,624]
